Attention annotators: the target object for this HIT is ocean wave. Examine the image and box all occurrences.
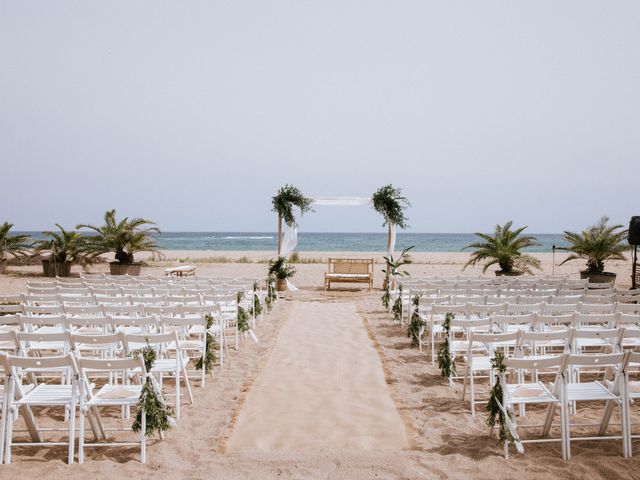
[220,236,274,240]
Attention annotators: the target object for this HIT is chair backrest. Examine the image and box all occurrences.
[579,303,615,314]
[65,315,114,332]
[64,304,104,316]
[505,353,567,371]
[1,352,78,374]
[431,303,467,316]
[78,355,145,376]
[182,304,223,316]
[103,304,144,317]
[469,330,520,348]
[144,304,182,316]
[573,313,617,328]
[519,328,572,349]
[493,314,535,332]
[616,302,640,314]
[24,295,61,307]
[0,330,19,351]
[534,313,575,330]
[16,330,70,353]
[96,296,133,306]
[544,303,579,315]
[505,302,544,315]
[567,352,628,369]
[70,331,125,352]
[617,313,640,328]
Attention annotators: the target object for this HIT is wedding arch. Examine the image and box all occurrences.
[271,184,410,257]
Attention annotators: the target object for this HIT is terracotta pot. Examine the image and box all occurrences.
[580,271,616,285]
[110,262,142,276]
[495,270,524,277]
[42,260,72,277]
[276,278,288,291]
[0,259,6,274]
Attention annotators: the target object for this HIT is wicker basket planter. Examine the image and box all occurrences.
[109,262,142,276]
[276,278,288,291]
[495,271,524,277]
[41,260,72,277]
[580,271,616,285]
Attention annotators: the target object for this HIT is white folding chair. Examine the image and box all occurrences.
[0,353,80,464]
[77,356,149,463]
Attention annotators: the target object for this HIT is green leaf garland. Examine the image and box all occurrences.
[486,351,513,443]
[391,285,403,322]
[407,295,425,346]
[132,343,175,436]
[237,291,250,333]
[437,312,457,379]
[194,314,218,373]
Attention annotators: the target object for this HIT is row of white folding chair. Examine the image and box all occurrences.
[421,303,640,362]
[19,293,242,309]
[0,321,212,387]
[0,347,177,464]
[497,351,640,460]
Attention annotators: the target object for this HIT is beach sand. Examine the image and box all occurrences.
[0,250,637,479]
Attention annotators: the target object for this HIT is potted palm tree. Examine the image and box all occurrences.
[463,221,541,276]
[77,209,159,276]
[268,256,296,291]
[559,216,630,284]
[33,224,94,277]
[0,222,32,274]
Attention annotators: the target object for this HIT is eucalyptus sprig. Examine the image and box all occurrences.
[237,291,250,333]
[372,185,410,229]
[486,351,513,443]
[391,285,403,322]
[194,314,218,373]
[132,343,175,436]
[265,275,276,311]
[272,184,313,227]
[250,282,263,316]
[407,295,425,346]
[437,312,456,379]
[381,289,391,309]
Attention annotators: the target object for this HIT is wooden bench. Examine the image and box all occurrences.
[164,265,197,277]
[324,258,374,291]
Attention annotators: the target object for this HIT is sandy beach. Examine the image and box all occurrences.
[0,250,637,478]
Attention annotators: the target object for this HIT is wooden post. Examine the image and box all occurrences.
[387,223,392,256]
[277,213,282,257]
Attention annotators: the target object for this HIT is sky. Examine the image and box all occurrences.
[1,1,638,234]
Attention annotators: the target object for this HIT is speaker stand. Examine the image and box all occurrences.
[633,245,638,290]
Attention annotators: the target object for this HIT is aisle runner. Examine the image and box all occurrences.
[226,301,409,451]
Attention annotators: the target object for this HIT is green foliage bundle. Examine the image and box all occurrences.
[268,256,296,280]
[407,295,425,346]
[463,221,541,274]
[381,289,391,309]
[265,275,277,310]
[559,216,630,274]
[486,351,513,443]
[194,314,217,372]
[132,343,175,436]
[0,222,32,261]
[271,185,313,227]
[392,285,403,322]
[437,312,456,378]
[77,209,159,264]
[371,185,410,229]
[250,282,263,316]
[237,292,250,333]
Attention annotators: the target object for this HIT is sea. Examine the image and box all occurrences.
[17,232,568,253]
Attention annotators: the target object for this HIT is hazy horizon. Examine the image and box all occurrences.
[1,1,638,234]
